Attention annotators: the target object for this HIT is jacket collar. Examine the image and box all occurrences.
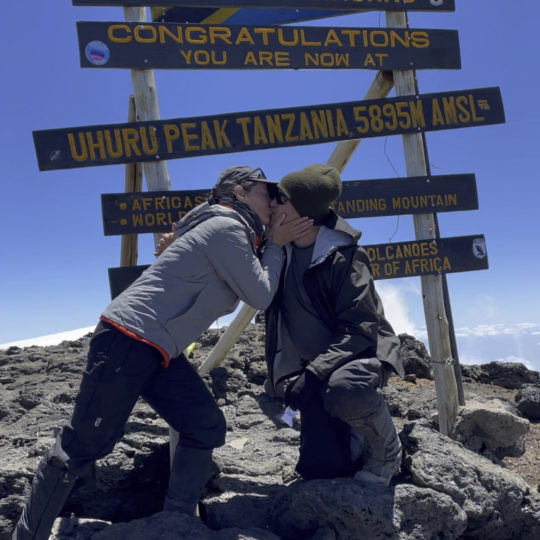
[285,210,362,267]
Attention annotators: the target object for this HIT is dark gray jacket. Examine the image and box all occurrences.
[265,211,404,392]
[103,202,284,364]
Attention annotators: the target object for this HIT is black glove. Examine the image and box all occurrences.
[284,370,320,411]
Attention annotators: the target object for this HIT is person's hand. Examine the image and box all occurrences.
[284,370,320,411]
[154,223,178,256]
[267,214,314,247]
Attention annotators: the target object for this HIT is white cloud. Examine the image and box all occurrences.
[376,282,419,336]
[0,326,96,350]
[455,323,540,373]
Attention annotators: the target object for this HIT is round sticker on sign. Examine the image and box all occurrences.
[472,238,487,259]
[85,41,110,66]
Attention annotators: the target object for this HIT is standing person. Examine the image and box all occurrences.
[12,166,313,540]
[265,164,405,485]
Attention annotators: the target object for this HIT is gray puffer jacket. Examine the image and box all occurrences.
[102,202,284,364]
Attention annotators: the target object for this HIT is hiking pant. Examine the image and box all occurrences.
[12,321,225,539]
[297,358,398,479]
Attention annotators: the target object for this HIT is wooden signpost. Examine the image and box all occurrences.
[77,22,460,71]
[72,1,456,13]
[364,235,488,280]
[107,233,488,299]
[101,173,477,235]
[48,2,505,442]
[33,87,504,171]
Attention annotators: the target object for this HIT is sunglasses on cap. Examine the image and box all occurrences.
[247,167,267,181]
[274,188,290,205]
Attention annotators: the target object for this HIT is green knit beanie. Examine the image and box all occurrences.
[279,164,342,222]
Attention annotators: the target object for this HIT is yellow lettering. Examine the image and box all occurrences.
[140,126,159,155]
[283,113,298,142]
[311,110,329,138]
[236,26,255,45]
[185,26,206,44]
[200,121,216,150]
[236,117,252,145]
[158,25,183,44]
[180,122,199,151]
[85,131,107,160]
[411,30,430,48]
[432,99,445,126]
[209,26,231,45]
[253,117,269,145]
[442,97,458,124]
[108,24,131,43]
[104,129,124,158]
[277,28,299,46]
[67,132,88,161]
[265,114,284,143]
[134,24,157,43]
[299,112,314,140]
[335,108,349,137]
[163,124,180,153]
[470,94,485,122]
[300,29,321,46]
[213,119,231,149]
[324,29,343,47]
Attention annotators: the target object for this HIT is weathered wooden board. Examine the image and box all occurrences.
[78,22,460,71]
[34,87,504,171]
[73,1,455,12]
[101,174,477,235]
[108,233,487,297]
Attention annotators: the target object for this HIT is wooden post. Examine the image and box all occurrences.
[120,95,143,267]
[386,10,459,436]
[122,7,177,461]
[197,71,394,375]
[123,7,171,248]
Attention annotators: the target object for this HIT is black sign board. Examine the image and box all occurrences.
[364,235,489,280]
[108,232,487,297]
[334,174,477,219]
[101,174,477,235]
[102,188,209,235]
[78,22,460,71]
[108,265,150,299]
[33,87,505,171]
[73,1,456,13]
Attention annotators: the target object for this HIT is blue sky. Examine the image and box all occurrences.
[1,1,539,370]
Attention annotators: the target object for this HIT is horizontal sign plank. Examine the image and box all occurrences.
[108,265,150,299]
[78,22,460,71]
[33,87,504,171]
[364,234,488,280]
[101,174,477,235]
[333,174,477,218]
[108,232,487,296]
[73,1,455,13]
[102,188,209,235]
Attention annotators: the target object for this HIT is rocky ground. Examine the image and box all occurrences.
[0,324,539,539]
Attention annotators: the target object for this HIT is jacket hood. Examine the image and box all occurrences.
[175,202,257,247]
[310,210,362,265]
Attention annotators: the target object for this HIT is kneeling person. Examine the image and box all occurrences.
[265,164,405,484]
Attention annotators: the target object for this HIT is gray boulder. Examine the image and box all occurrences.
[451,399,530,458]
[270,479,467,540]
[402,421,540,539]
[516,384,540,420]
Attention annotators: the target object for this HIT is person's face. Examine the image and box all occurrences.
[270,187,301,223]
[235,182,272,226]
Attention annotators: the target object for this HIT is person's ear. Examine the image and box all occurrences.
[233,185,246,202]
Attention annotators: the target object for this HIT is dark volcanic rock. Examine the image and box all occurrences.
[1,325,539,540]
[461,361,540,389]
[517,384,540,420]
